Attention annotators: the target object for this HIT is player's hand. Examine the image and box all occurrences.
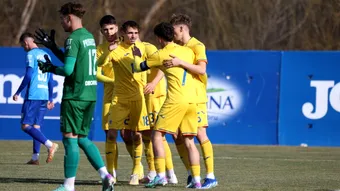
[144,82,156,94]
[38,54,57,73]
[34,28,58,50]
[132,44,142,57]
[163,54,182,68]
[12,94,18,101]
[47,101,55,110]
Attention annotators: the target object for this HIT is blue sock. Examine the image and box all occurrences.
[33,128,41,154]
[24,125,48,145]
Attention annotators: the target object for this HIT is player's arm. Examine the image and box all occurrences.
[164,54,206,75]
[13,66,33,101]
[34,28,64,62]
[48,74,53,102]
[38,38,78,76]
[96,66,114,84]
[54,57,76,76]
[132,45,161,72]
[47,74,55,110]
[144,69,164,94]
[13,53,35,101]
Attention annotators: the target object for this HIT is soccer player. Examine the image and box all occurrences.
[37,2,114,191]
[166,13,218,189]
[137,28,178,184]
[96,15,119,180]
[132,22,202,188]
[98,20,151,186]
[13,32,58,165]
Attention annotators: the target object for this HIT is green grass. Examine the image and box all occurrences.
[0,141,340,191]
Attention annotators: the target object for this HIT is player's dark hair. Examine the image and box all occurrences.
[99,15,117,27]
[19,32,34,43]
[59,2,86,18]
[121,20,140,33]
[153,22,174,42]
[170,13,192,29]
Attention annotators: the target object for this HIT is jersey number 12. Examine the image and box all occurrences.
[88,49,97,76]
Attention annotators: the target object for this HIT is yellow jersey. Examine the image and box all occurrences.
[143,42,167,98]
[96,41,114,102]
[105,41,147,101]
[185,37,208,103]
[134,42,196,104]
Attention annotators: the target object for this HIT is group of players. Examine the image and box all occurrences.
[13,2,217,190]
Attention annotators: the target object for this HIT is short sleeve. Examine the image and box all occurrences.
[26,53,34,68]
[147,51,162,68]
[144,42,158,58]
[193,43,207,64]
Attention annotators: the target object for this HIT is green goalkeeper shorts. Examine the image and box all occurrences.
[60,100,96,136]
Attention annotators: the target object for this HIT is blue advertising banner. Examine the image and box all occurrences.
[279,52,340,146]
[206,51,281,145]
[0,48,282,145]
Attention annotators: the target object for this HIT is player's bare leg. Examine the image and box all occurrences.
[196,127,218,188]
[121,129,134,158]
[183,135,201,188]
[106,129,118,181]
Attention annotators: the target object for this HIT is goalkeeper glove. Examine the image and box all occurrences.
[38,54,57,74]
[34,28,58,50]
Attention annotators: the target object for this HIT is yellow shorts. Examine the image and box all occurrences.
[102,100,111,130]
[197,103,208,127]
[146,95,166,128]
[155,102,198,136]
[108,98,150,131]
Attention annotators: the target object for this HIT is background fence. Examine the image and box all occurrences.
[1,48,339,146]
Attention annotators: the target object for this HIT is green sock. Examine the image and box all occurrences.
[78,137,105,170]
[63,137,79,178]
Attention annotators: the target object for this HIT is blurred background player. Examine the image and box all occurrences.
[98,20,151,186]
[37,2,114,191]
[166,13,218,189]
[96,15,119,181]
[13,32,58,165]
[132,22,202,189]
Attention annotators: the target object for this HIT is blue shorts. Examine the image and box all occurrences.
[21,100,48,126]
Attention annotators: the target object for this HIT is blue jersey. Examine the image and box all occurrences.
[25,48,52,100]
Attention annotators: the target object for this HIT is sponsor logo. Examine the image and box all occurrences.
[302,80,340,120]
[0,73,64,104]
[207,78,242,123]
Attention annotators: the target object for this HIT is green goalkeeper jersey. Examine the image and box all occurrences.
[62,28,97,101]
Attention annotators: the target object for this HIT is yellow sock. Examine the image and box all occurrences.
[143,136,155,171]
[105,139,117,174]
[155,157,166,174]
[132,139,143,174]
[163,138,174,171]
[191,164,200,178]
[176,142,190,171]
[125,141,134,159]
[201,139,214,174]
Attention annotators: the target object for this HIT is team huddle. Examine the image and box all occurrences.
[13,2,217,191]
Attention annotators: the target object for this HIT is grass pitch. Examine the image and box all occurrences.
[0,141,339,191]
